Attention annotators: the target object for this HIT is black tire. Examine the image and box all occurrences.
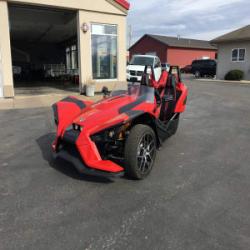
[125,124,157,180]
[195,71,200,78]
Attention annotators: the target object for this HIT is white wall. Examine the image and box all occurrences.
[78,9,127,92]
[1,0,127,97]
[0,1,14,97]
[217,41,250,80]
[7,0,127,15]
[0,50,3,98]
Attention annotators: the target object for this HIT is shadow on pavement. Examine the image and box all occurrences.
[36,133,113,183]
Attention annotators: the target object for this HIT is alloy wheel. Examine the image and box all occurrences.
[137,133,156,174]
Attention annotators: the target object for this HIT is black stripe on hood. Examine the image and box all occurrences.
[119,95,147,114]
[62,97,86,109]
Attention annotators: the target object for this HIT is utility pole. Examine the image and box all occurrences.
[128,24,132,49]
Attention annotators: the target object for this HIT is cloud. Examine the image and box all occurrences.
[168,0,243,14]
[128,0,250,45]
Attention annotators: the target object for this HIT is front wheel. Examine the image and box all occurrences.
[125,125,157,180]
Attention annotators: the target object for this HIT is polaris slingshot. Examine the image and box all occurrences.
[51,66,188,179]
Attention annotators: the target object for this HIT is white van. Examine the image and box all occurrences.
[127,55,162,82]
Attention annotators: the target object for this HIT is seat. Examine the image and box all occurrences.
[141,72,150,86]
[159,74,177,121]
[141,67,169,107]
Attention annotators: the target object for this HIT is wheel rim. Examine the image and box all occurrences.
[137,133,156,174]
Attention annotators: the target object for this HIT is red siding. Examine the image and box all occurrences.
[129,36,167,62]
[167,47,217,68]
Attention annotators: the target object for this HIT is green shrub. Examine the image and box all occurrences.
[225,70,244,81]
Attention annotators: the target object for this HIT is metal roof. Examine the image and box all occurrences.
[146,34,217,50]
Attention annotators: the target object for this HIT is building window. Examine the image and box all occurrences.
[66,45,78,74]
[91,24,117,79]
[232,48,246,62]
[66,47,71,70]
[71,45,78,70]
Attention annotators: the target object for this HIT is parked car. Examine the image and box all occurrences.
[127,55,162,82]
[191,59,216,78]
[180,65,192,74]
[161,63,170,72]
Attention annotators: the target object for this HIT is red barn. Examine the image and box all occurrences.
[129,34,217,68]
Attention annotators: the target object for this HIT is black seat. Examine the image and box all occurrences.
[165,74,176,100]
[141,72,150,86]
[159,74,177,121]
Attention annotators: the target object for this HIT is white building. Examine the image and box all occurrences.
[0,0,129,98]
[211,25,250,80]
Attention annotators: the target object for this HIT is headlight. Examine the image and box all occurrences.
[66,124,73,131]
[126,69,130,74]
[91,122,131,142]
[91,123,122,142]
[73,124,83,132]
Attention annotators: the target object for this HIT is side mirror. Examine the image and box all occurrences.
[102,86,110,97]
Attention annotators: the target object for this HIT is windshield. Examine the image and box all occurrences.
[111,83,155,103]
[130,56,154,66]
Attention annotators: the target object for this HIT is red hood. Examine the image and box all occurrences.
[72,95,137,133]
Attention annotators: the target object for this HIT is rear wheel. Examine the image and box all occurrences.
[125,125,157,180]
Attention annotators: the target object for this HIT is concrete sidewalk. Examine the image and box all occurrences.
[0,93,102,110]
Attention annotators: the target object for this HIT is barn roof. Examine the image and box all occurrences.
[130,34,217,50]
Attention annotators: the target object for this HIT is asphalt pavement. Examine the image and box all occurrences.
[0,77,250,250]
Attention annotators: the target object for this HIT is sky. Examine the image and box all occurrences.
[127,0,250,46]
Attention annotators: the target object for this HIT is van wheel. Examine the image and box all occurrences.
[125,125,157,180]
[195,71,201,78]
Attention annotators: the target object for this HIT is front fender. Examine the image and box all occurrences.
[52,96,93,138]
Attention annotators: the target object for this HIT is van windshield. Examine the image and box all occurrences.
[130,56,154,66]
